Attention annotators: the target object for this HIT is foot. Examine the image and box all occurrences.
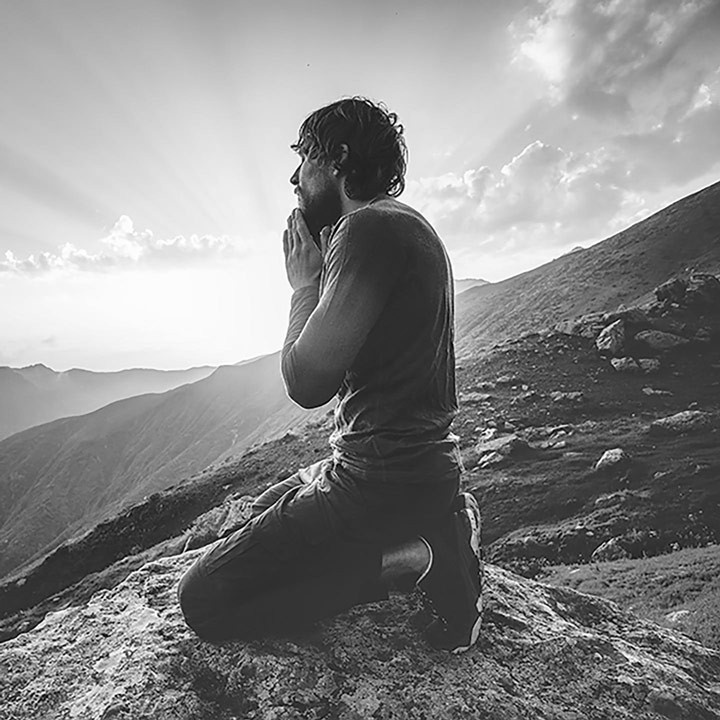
[417,492,483,653]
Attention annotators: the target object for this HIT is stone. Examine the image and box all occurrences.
[637,358,661,373]
[475,434,529,457]
[2,552,719,720]
[642,387,672,396]
[459,391,493,403]
[648,410,714,436]
[594,448,630,472]
[655,277,687,304]
[550,391,584,403]
[595,319,625,357]
[635,330,690,352]
[591,537,630,562]
[685,273,720,309]
[610,357,639,373]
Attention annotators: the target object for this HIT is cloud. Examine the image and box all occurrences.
[514,0,720,131]
[0,216,243,275]
[407,140,627,250]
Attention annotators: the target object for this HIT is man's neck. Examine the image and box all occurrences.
[339,194,385,218]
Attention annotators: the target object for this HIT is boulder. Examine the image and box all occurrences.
[685,273,720,309]
[2,551,719,720]
[594,448,630,472]
[655,277,687,304]
[648,410,714,436]
[595,319,626,357]
[591,537,631,562]
[634,330,690,353]
[611,357,639,373]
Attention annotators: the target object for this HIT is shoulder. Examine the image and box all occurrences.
[331,197,434,246]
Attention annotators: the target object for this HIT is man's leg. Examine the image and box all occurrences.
[178,459,460,643]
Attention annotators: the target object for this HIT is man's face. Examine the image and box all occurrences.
[290,150,342,239]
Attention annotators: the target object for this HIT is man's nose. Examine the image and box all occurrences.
[290,167,299,186]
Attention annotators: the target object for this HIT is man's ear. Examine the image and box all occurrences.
[333,143,350,175]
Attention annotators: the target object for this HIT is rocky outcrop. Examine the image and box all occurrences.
[649,410,715,436]
[557,273,720,374]
[2,551,719,720]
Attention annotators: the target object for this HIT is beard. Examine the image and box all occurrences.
[297,183,343,243]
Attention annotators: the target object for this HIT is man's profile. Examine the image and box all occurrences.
[178,97,483,653]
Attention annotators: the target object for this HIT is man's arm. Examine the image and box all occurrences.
[281,209,405,408]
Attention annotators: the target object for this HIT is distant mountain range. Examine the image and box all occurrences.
[0,364,215,441]
[1,179,719,582]
[0,355,330,578]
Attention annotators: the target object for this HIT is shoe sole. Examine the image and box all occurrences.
[451,492,483,654]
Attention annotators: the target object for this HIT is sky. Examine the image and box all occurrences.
[1,0,720,371]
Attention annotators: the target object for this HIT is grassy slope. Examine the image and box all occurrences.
[538,544,720,651]
[455,179,720,355]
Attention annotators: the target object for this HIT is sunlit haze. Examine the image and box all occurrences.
[2,0,719,371]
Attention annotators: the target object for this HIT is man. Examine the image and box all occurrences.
[178,97,483,653]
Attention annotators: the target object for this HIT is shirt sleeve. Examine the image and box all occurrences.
[281,210,406,408]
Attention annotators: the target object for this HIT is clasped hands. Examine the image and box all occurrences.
[283,209,331,291]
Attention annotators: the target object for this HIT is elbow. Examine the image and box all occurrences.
[287,385,334,409]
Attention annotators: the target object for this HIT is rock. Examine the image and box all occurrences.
[594,448,630,472]
[595,319,626,357]
[550,391,585,403]
[476,451,506,468]
[635,330,690,353]
[459,391,493,403]
[611,357,639,373]
[666,610,692,625]
[642,387,672,396]
[649,411,714,436]
[591,537,630,562]
[183,494,254,551]
[2,552,719,720]
[637,358,661,373]
[685,273,720,309]
[495,375,522,386]
[655,277,687,304]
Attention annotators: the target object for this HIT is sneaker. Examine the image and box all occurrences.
[417,492,483,653]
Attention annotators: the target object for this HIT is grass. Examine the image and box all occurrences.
[537,544,720,651]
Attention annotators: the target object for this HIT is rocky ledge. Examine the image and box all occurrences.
[1,550,719,720]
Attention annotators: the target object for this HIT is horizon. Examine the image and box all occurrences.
[2,0,720,371]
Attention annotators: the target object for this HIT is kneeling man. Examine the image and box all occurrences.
[178,97,483,653]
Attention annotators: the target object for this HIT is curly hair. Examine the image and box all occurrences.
[291,97,408,201]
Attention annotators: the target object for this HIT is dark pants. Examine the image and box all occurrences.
[178,457,459,641]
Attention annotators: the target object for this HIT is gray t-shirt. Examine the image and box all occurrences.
[282,196,461,484]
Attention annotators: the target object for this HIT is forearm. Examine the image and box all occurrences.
[281,285,329,408]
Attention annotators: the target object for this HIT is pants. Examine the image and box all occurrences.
[177,457,459,641]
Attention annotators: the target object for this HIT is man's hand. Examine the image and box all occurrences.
[283,210,330,291]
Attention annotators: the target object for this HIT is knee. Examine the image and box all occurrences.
[177,560,221,642]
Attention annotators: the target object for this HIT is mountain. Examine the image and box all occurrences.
[454,277,490,294]
[0,363,216,441]
[0,180,719,652]
[0,353,331,580]
[455,179,720,355]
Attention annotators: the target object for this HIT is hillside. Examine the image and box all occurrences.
[0,354,331,580]
[0,272,719,718]
[455,179,720,355]
[0,363,215,441]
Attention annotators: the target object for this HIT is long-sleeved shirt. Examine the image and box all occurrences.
[281,196,461,484]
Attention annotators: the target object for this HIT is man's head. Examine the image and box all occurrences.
[290,97,408,236]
